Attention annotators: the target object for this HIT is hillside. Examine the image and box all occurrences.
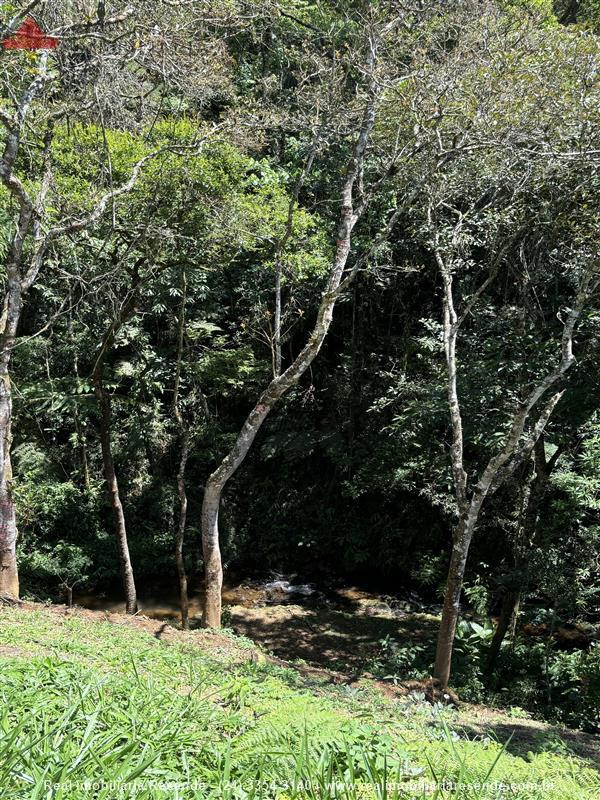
[0,603,598,800]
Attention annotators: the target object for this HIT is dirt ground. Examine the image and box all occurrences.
[75,582,442,676]
[228,601,437,674]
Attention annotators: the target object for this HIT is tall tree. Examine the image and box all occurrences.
[91,276,142,615]
[200,12,411,627]
[431,207,597,688]
[377,3,600,688]
[0,0,239,598]
[173,270,191,629]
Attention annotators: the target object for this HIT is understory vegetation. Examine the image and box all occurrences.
[369,618,600,732]
[1,605,598,799]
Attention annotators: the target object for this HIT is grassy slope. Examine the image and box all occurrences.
[0,604,597,800]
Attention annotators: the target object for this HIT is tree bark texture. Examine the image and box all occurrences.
[433,512,476,689]
[0,288,20,598]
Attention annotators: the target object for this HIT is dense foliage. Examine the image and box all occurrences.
[1,0,598,732]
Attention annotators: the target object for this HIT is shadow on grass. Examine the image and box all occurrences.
[455,716,600,763]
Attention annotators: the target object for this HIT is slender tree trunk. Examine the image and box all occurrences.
[69,308,91,490]
[94,381,137,614]
[430,212,592,688]
[544,600,558,704]
[65,585,73,608]
[91,282,142,615]
[486,589,520,676]
[0,164,28,602]
[433,510,478,687]
[0,284,22,599]
[433,401,565,688]
[175,430,190,629]
[74,407,91,490]
[433,245,473,688]
[0,53,51,598]
[485,470,532,677]
[273,264,282,377]
[0,406,19,599]
[202,480,224,627]
[172,271,191,629]
[270,129,320,379]
[432,398,562,687]
[485,437,561,674]
[0,49,169,601]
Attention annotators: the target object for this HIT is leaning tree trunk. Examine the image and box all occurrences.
[200,40,380,626]
[95,381,137,614]
[200,268,365,628]
[200,380,310,626]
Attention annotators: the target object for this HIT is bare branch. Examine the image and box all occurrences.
[272,122,323,377]
[474,268,596,504]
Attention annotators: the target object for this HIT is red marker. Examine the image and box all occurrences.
[2,17,57,50]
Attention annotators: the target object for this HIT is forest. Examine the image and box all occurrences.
[0,1,599,797]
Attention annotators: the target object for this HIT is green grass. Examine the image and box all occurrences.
[0,606,598,799]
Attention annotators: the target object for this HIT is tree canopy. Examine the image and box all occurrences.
[1,0,599,729]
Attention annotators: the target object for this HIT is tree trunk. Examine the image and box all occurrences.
[433,511,477,688]
[201,480,224,628]
[486,588,520,676]
[430,218,589,687]
[95,382,137,614]
[175,430,190,630]
[0,49,162,603]
[485,437,560,675]
[172,270,191,629]
[0,285,22,599]
[0,432,19,599]
[91,282,142,616]
[70,314,91,490]
[0,59,49,599]
[199,36,380,628]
